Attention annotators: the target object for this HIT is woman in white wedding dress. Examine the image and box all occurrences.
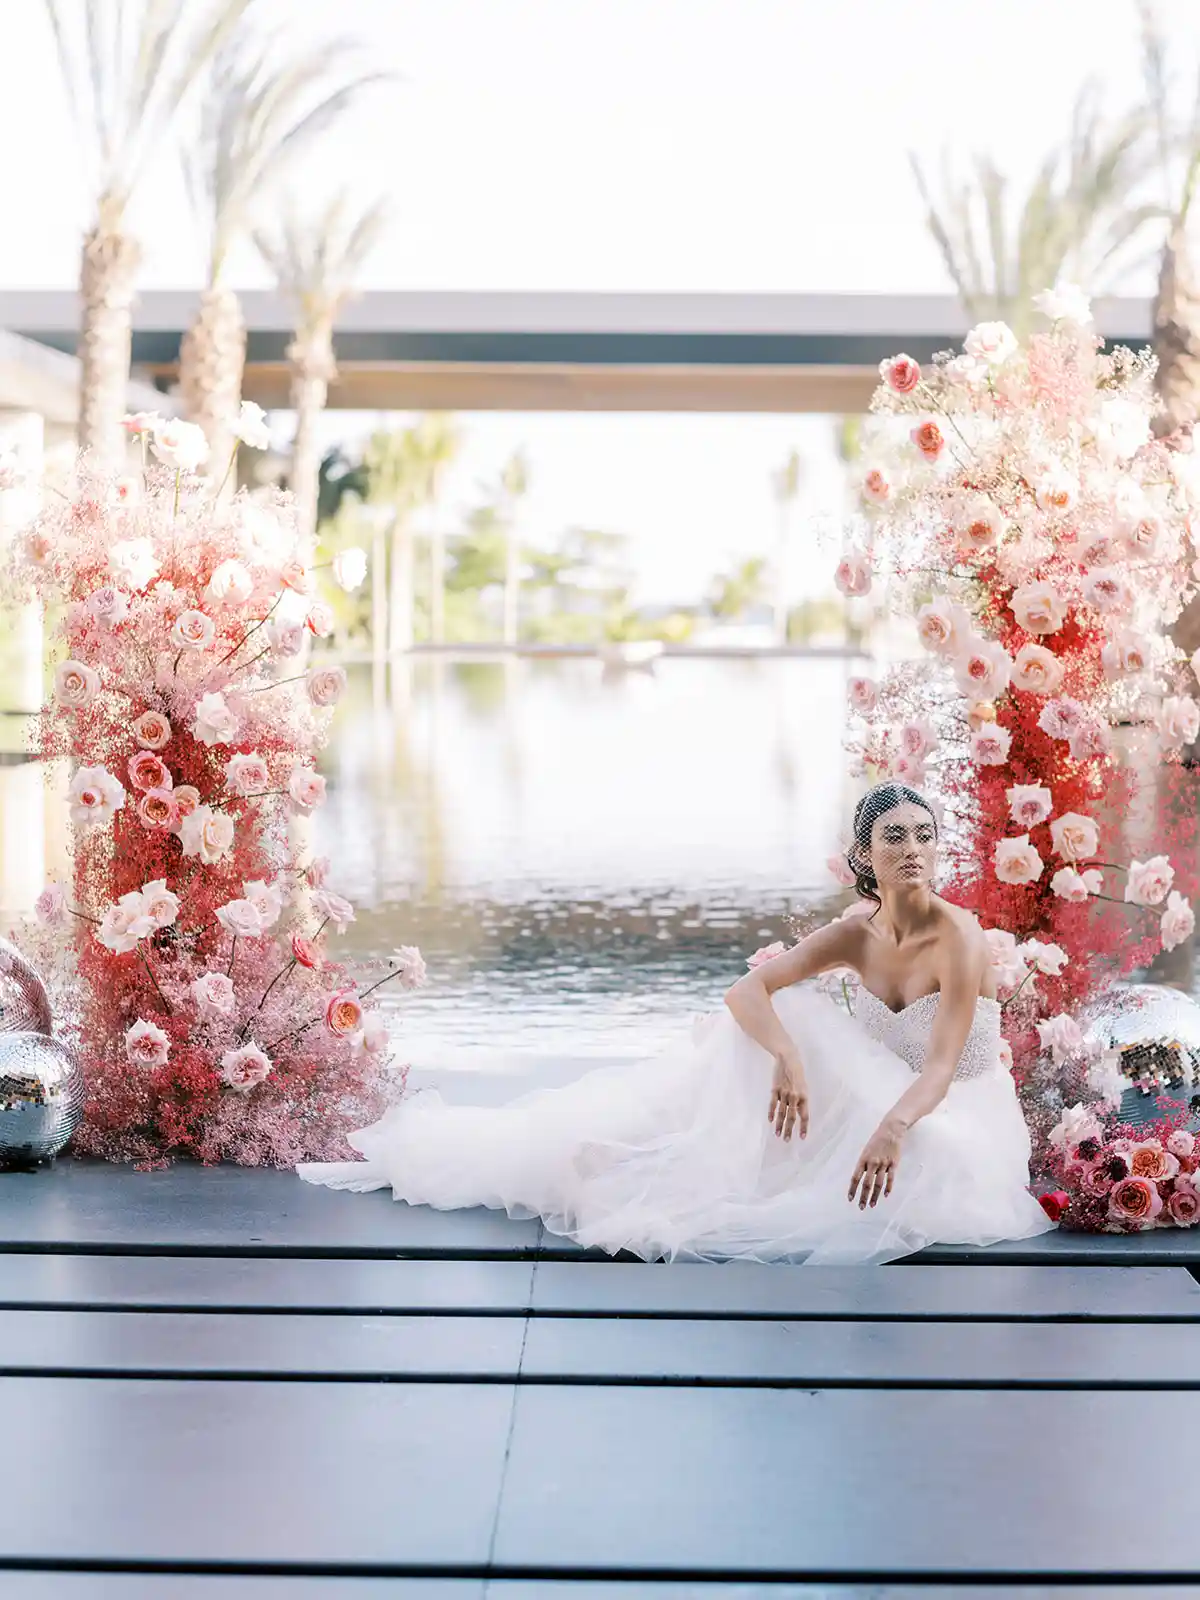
[299,783,1054,1264]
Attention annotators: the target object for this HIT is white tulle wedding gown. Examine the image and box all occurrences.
[298,982,1054,1264]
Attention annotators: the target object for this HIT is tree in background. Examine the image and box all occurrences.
[497,450,531,647]
[706,556,769,622]
[254,193,390,537]
[770,449,803,646]
[911,83,1161,335]
[44,0,251,465]
[180,22,385,475]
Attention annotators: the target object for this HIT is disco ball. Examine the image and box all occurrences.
[1078,982,1200,1128]
[0,1032,82,1164]
[0,938,52,1036]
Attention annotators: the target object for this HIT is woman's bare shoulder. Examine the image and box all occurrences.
[935,899,992,965]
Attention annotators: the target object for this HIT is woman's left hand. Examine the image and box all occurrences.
[849,1118,905,1209]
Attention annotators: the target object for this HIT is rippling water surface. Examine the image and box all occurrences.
[317,657,859,1070]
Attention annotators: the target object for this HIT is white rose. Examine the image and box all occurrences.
[140,878,180,929]
[205,560,254,605]
[951,495,1005,552]
[1020,938,1068,977]
[1125,855,1175,907]
[1158,696,1200,751]
[124,1017,171,1068]
[234,401,271,450]
[306,666,347,708]
[152,418,210,473]
[963,321,1018,366]
[1102,632,1149,679]
[1161,891,1195,952]
[179,804,235,865]
[269,619,307,658]
[170,610,215,651]
[215,897,266,940]
[1096,397,1151,463]
[392,944,427,990]
[332,547,368,592]
[191,691,240,747]
[1011,643,1063,695]
[1032,472,1078,516]
[1049,1102,1103,1150]
[1037,1013,1085,1066]
[54,660,101,710]
[242,878,283,929]
[95,891,156,955]
[191,971,237,1020]
[953,638,1012,699]
[224,752,270,797]
[916,598,969,656]
[220,1043,273,1092]
[1082,567,1131,615]
[994,834,1044,886]
[287,768,327,812]
[1005,784,1052,829]
[1049,812,1099,862]
[108,536,160,591]
[68,765,126,828]
[1033,283,1092,325]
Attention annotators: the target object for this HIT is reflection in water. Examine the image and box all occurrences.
[319,657,858,1069]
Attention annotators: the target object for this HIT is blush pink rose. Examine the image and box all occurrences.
[287,768,327,812]
[305,601,335,638]
[85,586,129,628]
[170,786,201,833]
[1083,567,1131,615]
[746,941,787,969]
[891,753,926,784]
[215,898,266,940]
[970,725,1012,766]
[953,639,1011,698]
[170,610,215,652]
[191,971,236,1020]
[1050,867,1101,903]
[880,353,920,393]
[827,854,856,888]
[1125,855,1175,907]
[270,620,307,658]
[899,718,938,759]
[280,560,312,594]
[848,676,877,713]
[916,599,968,656]
[994,834,1043,886]
[311,889,355,931]
[393,946,427,989]
[219,1043,273,1092]
[1011,582,1067,636]
[1005,784,1052,829]
[1036,1012,1083,1064]
[1158,696,1200,751]
[1168,1130,1196,1159]
[325,988,364,1037]
[305,856,331,889]
[54,660,101,711]
[1168,1185,1200,1226]
[861,468,892,506]
[1049,812,1099,863]
[133,711,171,750]
[1160,890,1194,951]
[224,752,270,798]
[1011,643,1063,695]
[1101,633,1149,680]
[124,1018,170,1068]
[834,554,872,597]
[128,751,172,792]
[306,667,347,708]
[137,788,179,831]
[1108,1175,1163,1227]
[34,884,66,926]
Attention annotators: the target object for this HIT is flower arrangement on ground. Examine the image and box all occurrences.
[4,409,422,1166]
[832,287,1200,1226]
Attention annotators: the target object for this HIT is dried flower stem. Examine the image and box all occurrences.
[138,946,173,1014]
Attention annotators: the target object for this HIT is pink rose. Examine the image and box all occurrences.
[1168,1184,1200,1226]
[34,884,66,926]
[133,711,171,750]
[220,1043,273,1092]
[834,554,872,598]
[1049,812,1099,863]
[305,601,335,638]
[953,639,1011,698]
[215,898,265,940]
[291,933,323,970]
[140,879,179,929]
[287,768,327,812]
[880,354,920,394]
[393,945,428,990]
[306,667,347,709]
[1160,890,1194,951]
[1067,716,1110,762]
[899,718,937,759]
[1011,643,1063,695]
[1038,697,1085,741]
[179,805,235,865]
[1158,696,1200,751]
[325,988,364,1037]
[124,1018,170,1068]
[1036,1012,1083,1064]
[1011,582,1066,636]
[1122,512,1163,555]
[280,560,312,594]
[827,854,856,888]
[137,788,179,831]
[1168,1130,1196,1159]
[128,751,172,793]
[311,888,354,931]
[848,676,877,713]
[1083,567,1130,615]
[1125,855,1175,907]
[970,725,1012,766]
[1101,633,1149,680]
[994,834,1044,886]
[122,411,159,436]
[1081,1163,1115,1199]
[911,420,944,461]
[305,856,331,889]
[1108,1175,1163,1227]
[891,753,926,785]
[224,752,270,798]
[191,971,236,1020]
[1050,867,1101,904]
[916,599,968,656]
[269,620,307,658]
[170,610,215,652]
[85,586,129,628]
[170,786,201,832]
[1005,784,1052,829]
[54,660,101,711]
[861,468,892,506]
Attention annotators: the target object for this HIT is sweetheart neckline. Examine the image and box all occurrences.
[857,986,1002,1019]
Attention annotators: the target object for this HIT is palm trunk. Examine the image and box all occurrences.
[388,514,414,656]
[286,320,335,539]
[179,286,247,491]
[78,224,141,469]
[1156,219,1200,655]
[774,501,792,647]
[503,523,520,646]
[370,520,388,660]
[430,519,446,645]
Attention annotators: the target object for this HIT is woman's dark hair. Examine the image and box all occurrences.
[847,783,939,911]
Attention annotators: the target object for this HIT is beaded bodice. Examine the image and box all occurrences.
[856,988,1003,1081]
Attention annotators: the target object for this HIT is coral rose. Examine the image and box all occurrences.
[994,834,1043,886]
[952,495,1004,551]
[911,420,944,461]
[1125,855,1175,907]
[133,710,171,750]
[325,988,364,1037]
[170,786,201,832]
[137,788,178,831]
[128,751,172,792]
[880,353,920,393]
[1108,1176,1163,1226]
[1127,1141,1179,1182]
[861,468,892,506]
[291,933,323,970]
[1011,582,1066,636]
[1011,643,1063,695]
[305,601,335,638]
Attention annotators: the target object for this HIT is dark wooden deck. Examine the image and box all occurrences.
[0,1160,1198,1595]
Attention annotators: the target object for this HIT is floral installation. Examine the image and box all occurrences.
[833,286,1200,1227]
[1039,1100,1200,1232]
[4,409,416,1167]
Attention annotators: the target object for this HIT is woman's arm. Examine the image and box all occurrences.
[723,918,861,1063]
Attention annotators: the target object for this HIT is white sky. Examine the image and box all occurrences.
[1,0,1195,600]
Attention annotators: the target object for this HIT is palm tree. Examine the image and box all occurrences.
[707,557,769,622]
[180,25,386,477]
[498,449,530,647]
[770,449,803,647]
[44,0,252,466]
[415,416,461,646]
[911,83,1161,335]
[254,193,390,537]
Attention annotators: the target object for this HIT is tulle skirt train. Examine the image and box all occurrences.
[298,984,1054,1265]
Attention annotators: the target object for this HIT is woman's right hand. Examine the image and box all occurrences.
[768,1049,808,1141]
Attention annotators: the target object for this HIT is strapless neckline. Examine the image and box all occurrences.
[855,987,1003,1081]
[858,987,1001,1018]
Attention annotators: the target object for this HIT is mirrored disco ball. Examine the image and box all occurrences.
[0,938,52,1036]
[0,1033,82,1164]
[1078,982,1200,1128]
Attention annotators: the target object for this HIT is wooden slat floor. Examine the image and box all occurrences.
[2,1159,1200,1594]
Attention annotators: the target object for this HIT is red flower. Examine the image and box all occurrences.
[1038,1190,1069,1222]
[291,932,322,971]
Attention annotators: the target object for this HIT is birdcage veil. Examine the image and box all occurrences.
[843,781,941,907]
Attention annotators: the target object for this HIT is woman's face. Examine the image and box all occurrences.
[868,801,937,891]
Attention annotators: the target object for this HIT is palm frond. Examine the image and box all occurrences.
[254,191,391,330]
